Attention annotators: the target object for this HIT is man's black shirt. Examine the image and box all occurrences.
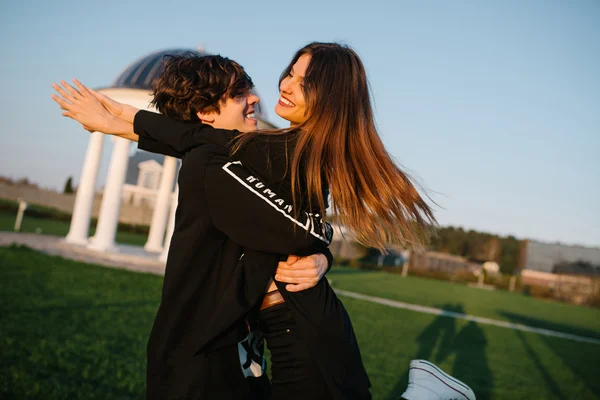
[134,113,334,399]
[135,111,371,399]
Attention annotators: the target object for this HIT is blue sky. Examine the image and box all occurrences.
[0,0,598,246]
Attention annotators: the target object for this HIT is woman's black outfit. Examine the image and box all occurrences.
[134,110,372,400]
[259,303,331,399]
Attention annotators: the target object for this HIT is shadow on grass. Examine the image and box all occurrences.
[500,311,600,398]
[452,321,492,399]
[498,311,600,341]
[386,304,493,400]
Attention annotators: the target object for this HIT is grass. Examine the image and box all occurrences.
[0,246,159,399]
[0,211,148,246]
[327,268,600,339]
[1,246,599,399]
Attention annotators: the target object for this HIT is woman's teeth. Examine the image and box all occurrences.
[280,97,294,106]
[246,113,255,119]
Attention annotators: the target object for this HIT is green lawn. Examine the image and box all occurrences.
[328,269,600,339]
[1,246,599,399]
[0,212,148,246]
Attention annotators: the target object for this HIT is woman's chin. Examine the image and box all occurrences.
[274,106,300,126]
[274,104,287,119]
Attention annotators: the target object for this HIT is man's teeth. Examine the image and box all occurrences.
[280,97,294,106]
[246,113,255,119]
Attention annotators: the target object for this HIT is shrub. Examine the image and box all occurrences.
[0,199,150,235]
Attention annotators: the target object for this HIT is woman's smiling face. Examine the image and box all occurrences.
[274,54,311,126]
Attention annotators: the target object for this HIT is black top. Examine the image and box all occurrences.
[135,111,371,400]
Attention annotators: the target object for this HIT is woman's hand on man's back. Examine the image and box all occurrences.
[274,254,328,292]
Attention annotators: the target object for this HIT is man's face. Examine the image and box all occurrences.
[197,91,260,132]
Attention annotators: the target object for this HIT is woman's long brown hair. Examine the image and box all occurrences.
[234,42,436,250]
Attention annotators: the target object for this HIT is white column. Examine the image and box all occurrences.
[159,187,179,263]
[65,132,104,245]
[144,156,178,253]
[88,136,131,252]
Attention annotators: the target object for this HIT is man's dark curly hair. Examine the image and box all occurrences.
[150,53,254,122]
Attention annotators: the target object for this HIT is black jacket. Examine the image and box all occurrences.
[135,111,372,400]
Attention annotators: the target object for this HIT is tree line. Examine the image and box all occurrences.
[429,226,522,274]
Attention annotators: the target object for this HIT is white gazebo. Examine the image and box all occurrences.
[64,48,274,262]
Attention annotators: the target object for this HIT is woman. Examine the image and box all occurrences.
[53,42,475,400]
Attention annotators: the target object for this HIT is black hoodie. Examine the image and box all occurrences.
[135,110,371,400]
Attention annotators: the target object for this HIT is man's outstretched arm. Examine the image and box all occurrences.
[52,81,287,180]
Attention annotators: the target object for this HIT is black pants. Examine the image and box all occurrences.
[146,344,269,400]
[258,302,331,400]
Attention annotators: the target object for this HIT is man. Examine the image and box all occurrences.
[52,54,333,399]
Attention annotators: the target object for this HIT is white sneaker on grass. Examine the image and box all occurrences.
[401,360,476,400]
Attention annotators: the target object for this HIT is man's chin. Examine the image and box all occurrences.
[243,119,258,131]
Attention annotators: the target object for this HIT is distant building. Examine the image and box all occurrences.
[409,250,481,273]
[521,242,600,305]
[553,260,600,277]
[120,152,179,208]
[520,269,599,305]
[523,240,600,276]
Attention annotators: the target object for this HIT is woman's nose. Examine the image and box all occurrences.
[280,78,292,94]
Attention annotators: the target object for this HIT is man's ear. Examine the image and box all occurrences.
[196,110,216,124]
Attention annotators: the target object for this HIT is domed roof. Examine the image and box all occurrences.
[111,48,268,120]
[112,48,204,90]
